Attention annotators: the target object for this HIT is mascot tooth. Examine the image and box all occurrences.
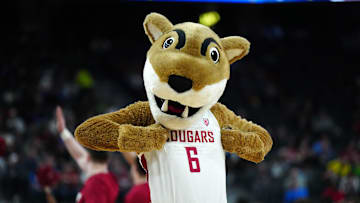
[75,12,273,203]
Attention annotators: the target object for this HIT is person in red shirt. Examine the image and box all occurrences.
[123,153,150,203]
[76,150,119,203]
[321,180,345,203]
[54,106,119,203]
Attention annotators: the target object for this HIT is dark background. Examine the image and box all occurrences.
[1,1,360,203]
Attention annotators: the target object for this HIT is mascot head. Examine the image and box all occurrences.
[143,13,250,130]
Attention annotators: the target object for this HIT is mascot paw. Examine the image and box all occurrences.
[118,123,169,152]
[221,129,264,155]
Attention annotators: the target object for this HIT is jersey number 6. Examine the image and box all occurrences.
[185,147,200,173]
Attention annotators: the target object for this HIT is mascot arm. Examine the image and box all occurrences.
[74,101,168,153]
[211,103,273,163]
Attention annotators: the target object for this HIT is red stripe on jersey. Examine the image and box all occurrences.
[140,154,150,183]
[139,154,150,202]
[140,155,148,173]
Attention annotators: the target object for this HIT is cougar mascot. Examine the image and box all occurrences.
[75,13,272,203]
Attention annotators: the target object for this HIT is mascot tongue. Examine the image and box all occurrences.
[168,100,185,115]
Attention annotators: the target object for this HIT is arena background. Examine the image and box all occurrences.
[1,1,360,203]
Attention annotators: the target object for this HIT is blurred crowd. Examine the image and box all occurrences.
[1,2,360,203]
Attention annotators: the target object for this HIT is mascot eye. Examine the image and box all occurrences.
[163,37,175,49]
[209,47,219,64]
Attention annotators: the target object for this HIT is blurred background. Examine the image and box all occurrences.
[1,0,360,203]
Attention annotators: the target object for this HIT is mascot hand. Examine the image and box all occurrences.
[118,123,169,153]
[221,128,266,162]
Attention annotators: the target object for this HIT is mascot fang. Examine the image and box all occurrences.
[75,13,273,203]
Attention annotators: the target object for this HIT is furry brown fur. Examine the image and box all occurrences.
[75,101,168,153]
[211,103,272,163]
[75,102,272,163]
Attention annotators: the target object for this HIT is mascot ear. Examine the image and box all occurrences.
[220,36,250,64]
[144,13,174,44]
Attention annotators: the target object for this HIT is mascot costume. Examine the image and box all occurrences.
[75,13,273,203]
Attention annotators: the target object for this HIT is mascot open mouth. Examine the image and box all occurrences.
[154,95,201,118]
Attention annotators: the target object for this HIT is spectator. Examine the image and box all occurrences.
[321,179,345,203]
[284,168,309,203]
[123,153,150,203]
[52,106,119,203]
[311,134,335,163]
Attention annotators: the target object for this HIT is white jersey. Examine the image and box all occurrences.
[140,110,227,203]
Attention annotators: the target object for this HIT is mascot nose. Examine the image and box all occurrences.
[168,75,193,93]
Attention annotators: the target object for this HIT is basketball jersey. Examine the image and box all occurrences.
[140,110,227,203]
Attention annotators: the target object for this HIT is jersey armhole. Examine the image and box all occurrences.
[138,154,149,183]
[139,154,148,173]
